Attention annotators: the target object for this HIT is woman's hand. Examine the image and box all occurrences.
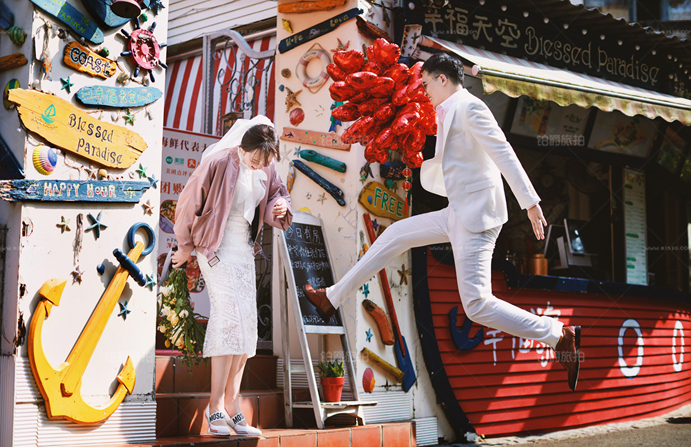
[527,203,548,240]
[273,198,288,220]
[171,250,192,269]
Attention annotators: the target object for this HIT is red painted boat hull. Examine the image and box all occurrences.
[415,247,691,438]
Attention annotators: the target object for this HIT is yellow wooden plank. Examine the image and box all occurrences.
[8,89,146,169]
[358,181,407,222]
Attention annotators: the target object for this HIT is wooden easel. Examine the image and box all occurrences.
[274,211,375,428]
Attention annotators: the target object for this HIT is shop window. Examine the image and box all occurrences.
[663,0,691,20]
[584,0,632,20]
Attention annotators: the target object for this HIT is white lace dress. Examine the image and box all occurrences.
[196,153,266,358]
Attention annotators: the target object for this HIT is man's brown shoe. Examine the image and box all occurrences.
[555,325,581,391]
[304,284,336,323]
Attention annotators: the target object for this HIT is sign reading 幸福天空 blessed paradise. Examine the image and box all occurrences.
[415,1,688,96]
[8,89,147,169]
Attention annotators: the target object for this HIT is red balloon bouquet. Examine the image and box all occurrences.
[329,39,437,168]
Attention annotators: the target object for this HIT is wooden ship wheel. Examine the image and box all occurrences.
[120,18,167,82]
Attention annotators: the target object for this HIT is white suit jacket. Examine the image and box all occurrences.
[420,88,540,233]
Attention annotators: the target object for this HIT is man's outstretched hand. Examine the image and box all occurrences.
[527,203,548,240]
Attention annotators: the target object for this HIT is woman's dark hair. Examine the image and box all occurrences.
[240,124,280,165]
[421,52,464,86]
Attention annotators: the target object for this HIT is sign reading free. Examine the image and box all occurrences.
[8,89,146,169]
[358,181,407,221]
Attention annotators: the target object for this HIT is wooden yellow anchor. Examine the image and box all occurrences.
[28,223,155,423]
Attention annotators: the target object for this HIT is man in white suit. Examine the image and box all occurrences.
[306,53,581,390]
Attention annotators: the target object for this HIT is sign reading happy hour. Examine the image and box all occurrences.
[8,89,147,169]
[0,179,151,202]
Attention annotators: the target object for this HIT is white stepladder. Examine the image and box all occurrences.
[273,211,376,429]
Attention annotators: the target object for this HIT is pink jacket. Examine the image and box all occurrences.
[174,145,293,260]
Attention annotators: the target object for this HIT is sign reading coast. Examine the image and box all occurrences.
[64,42,116,78]
[8,89,147,169]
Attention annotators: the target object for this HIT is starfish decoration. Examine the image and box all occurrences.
[148,0,165,15]
[331,38,350,53]
[85,164,99,180]
[60,76,74,93]
[56,216,71,233]
[397,264,412,286]
[362,283,370,298]
[285,87,302,112]
[145,274,156,291]
[118,301,131,320]
[365,328,374,343]
[86,211,108,239]
[317,192,327,204]
[136,163,148,179]
[71,265,84,284]
[124,111,135,125]
[371,219,379,231]
[142,199,155,215]
[294,146,302,157]
[360,172,369,184]
[148,174,159,189]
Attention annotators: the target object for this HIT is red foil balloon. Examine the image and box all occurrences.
[333,50,365,73]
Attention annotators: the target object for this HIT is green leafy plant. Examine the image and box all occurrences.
[157,268,208,369]
[317,359,345,378]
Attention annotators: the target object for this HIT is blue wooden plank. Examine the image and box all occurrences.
[30,0,104,44]
[0,2,15,30]
[79,0,151,30]
[0,180,151,202]
[0,133,24,180]
[76,86,163,108]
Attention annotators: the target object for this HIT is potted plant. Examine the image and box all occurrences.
[318,359,345,402]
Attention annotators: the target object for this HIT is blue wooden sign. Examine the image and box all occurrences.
[76,86,163,108]
[79,0,151,29]
[30,0,104,45]
[0,2,14,30]
[278,8,362,54]
[0,133,24,180]
[0,180,151,202]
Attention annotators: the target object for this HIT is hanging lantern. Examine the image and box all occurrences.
[111,0,143,19]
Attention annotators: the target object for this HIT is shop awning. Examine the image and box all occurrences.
[417,36,691,126]
[164,32,276,134]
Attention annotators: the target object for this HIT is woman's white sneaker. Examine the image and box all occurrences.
[226,411,262,436]
[204,406,231,436]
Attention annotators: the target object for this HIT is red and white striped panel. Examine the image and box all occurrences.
[164,33,276,134]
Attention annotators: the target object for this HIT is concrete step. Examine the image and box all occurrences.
[117,422,416,447]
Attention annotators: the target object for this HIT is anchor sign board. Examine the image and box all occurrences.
[8,89,147,169]
[76,86,162,108]
[64,42,117,78]
[30,0,104,45]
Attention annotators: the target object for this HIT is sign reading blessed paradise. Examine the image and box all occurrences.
[63,42,116,78]
[76,86,162,108]
[8,89,147,169]
[0,179,151,202]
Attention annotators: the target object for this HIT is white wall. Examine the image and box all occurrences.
[168,0,276,46]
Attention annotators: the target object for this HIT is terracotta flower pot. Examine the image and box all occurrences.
[321,377,345,402]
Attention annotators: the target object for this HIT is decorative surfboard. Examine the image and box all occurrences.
[278,8,363,54]
[30,0,104,45]
[79,0,151,29]
[8,89,147,169]
[0,179,151,202]
[358,181,407,221]
[76,86,162,108]
[280,127,350,151]
[63,42,117,78]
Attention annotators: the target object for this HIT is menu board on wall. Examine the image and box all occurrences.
[623,168,648,285]
[159,128,221,317]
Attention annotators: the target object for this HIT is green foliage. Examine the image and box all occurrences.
[317,359,345,378]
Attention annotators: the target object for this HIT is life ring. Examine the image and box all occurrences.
[298,45,331,91]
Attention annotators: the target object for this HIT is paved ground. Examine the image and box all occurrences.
[441,404,691,446]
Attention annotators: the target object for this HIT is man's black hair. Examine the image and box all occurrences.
[420,52,464,86]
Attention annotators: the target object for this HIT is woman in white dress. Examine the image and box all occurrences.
[172,121,292,436]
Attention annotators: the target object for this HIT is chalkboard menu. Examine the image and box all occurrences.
[283,221,341,327]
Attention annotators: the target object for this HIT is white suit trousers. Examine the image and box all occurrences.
[326,207,564,349]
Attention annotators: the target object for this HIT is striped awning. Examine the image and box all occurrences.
[164,32,276,134]
[418,36,691,126]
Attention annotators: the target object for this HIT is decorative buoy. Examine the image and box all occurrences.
[297,44,331,92]
[363,368,375,393]
[33,145,58,175]
[8,26,27,46]
[3,79,20,110]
